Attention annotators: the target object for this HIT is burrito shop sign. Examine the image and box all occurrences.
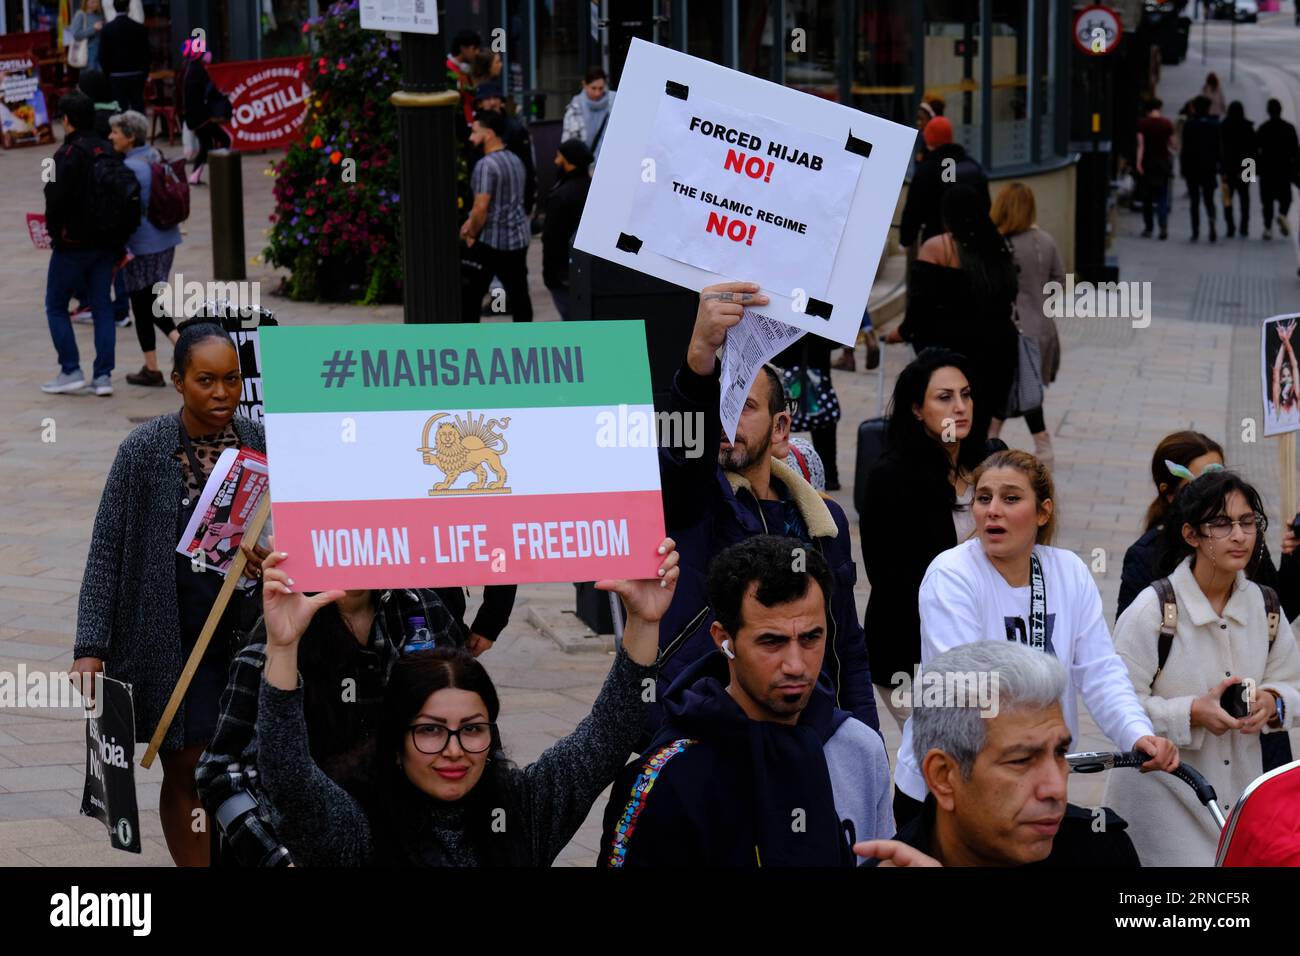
[207,56,309,151]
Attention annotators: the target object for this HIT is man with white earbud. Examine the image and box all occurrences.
[600,535,892,867]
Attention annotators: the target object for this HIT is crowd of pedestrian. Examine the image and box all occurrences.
[1135,72,1300,246]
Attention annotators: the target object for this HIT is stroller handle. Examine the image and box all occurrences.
[1067,750,1226,829]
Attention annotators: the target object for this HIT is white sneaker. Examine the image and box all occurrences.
[41,370,86,394]
[115,315,133,328]
[1280,218,1292,237]
[92,375,113,396]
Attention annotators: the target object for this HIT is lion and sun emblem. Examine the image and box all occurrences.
[418,412,512,496]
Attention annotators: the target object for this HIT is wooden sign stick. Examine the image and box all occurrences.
[141,494,272,768]
[1281,432,1297,535]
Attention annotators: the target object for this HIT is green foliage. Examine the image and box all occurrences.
[263,1,402,304]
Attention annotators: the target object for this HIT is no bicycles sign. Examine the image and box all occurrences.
[1073,5,1124,56]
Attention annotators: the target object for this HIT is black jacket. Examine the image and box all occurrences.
[99,15,150,76]
[652,360,878,734]
[1117,526,1300,621]
[881,795,1140,867]
[541,168,589,289]
[1220,116,1257,180]
[1180,115,1222,181]
[1256,117,1300,180]
[433,585,517,642]
[861,450,958,684]
[600,652,856,867]
[44,130,114,251]
[898,143,990,247]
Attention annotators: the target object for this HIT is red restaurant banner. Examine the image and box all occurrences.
[206,56,309,152]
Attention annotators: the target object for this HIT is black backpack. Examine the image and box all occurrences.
[76,139,142,250]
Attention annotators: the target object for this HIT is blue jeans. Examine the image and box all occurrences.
[74,267,130,321]
[46,248,117,379]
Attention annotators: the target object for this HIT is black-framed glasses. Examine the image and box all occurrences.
[408,722,495,755]
[1200,513,1266,539]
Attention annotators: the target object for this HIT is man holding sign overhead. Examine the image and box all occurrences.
[649,283,878,736]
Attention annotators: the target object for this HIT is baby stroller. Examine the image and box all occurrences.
[1069,751,1300,866]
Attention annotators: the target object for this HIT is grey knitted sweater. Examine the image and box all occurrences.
[75,413,265,750]
[257,648,655,866]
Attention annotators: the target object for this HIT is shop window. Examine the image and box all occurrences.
[783,0,838,100]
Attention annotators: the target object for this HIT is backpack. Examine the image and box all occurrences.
[147,155,190,229]
[1149,577,1280,689]
[76,140,141,250]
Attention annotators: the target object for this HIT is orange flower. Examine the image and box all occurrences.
[310,134,322,149]
[330,151,343,165]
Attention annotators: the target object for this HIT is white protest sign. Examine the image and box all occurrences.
[575,38,915,346]
[628,93,861,300]
[359,0,438,34]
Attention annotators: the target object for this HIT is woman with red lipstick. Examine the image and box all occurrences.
[73,320,269,866]
[892,449,1181,827]
[1105,472,1300,866]
[253,538,680,866]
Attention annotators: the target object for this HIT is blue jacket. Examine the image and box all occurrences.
[650,361,878,734]
[124,145,183,256]
[600,651,892,867]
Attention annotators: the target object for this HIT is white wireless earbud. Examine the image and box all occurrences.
[721,639,736,660]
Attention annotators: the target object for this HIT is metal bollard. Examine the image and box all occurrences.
[208,149,246,281]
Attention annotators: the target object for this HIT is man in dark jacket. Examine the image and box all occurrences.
[473,82,537,216]
[600,536,892,866]
[1180,95,1221,242]
[858,641,1141,868]
[1219,101,1256,237]
[42,92,118,396]
[541,139,592,319]
[1257,98,1299,241]
[898,115,990,249]
[650,283,878,733]
[99,0,149,113]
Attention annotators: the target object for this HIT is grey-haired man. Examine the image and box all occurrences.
[858,640,1141,867]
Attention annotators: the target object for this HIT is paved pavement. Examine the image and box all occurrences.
[2,13,1299,866]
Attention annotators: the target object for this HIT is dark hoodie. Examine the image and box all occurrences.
[600,652,892,867]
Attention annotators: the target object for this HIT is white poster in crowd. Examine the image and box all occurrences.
[231,327,265,424]
[628,93,863,302]
[1261,313,1300,437]
[719,310,804,441]
[359,0,439,34]
[575,38,915,345]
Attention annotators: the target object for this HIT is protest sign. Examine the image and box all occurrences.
[206,57,309,152]
[176,447,270,576]
[80,677,142,854]
[1262,314,1300,437]
[0,53,54,149]
[575,38,915,346]
[259,321,665,590]
[360,0,439,34]
[26,212,51,249]
[628,93,863,301]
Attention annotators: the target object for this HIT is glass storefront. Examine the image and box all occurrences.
[502,0,1067,175]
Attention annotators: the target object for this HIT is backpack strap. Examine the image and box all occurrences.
[603,738,696,867]
[1150,577,1178,690]
[1259,583,1280,645]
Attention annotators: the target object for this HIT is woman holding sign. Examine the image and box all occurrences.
[73,321,269,866]
[253,538,678,866]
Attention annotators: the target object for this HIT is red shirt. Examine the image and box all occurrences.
[1137,115,1175,177]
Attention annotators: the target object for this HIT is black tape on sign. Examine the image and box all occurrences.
[845,132,873,158]
[666,80,690,100]
[617,233,644,254]
[806,298,833,319]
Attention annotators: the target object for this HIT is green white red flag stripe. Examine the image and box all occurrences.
[258,321,666,589]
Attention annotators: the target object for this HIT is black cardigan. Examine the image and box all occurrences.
[860,450,960,686]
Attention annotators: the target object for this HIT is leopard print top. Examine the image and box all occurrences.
[174,422,241,497]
